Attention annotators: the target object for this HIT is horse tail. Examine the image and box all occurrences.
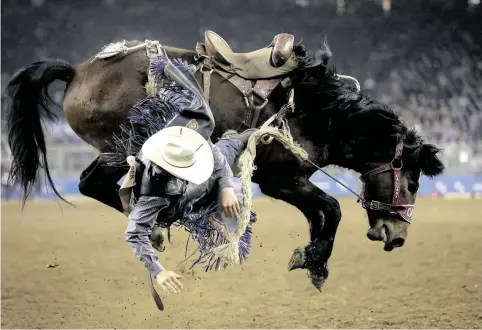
[4,59,76,206]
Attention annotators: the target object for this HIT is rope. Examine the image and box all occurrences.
[211,118,368,266]
[210,123,309,265]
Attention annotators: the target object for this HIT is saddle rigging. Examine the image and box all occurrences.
[94,31,360,130]
[195,30,299,129]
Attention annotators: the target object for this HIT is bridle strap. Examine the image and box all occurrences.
[359,140,415,224]
[306,140,414,223]
[362,163,392,178]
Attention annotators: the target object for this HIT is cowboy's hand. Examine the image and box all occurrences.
[156,270,183,294]
[221,128,257,145]
[221,187,240,217]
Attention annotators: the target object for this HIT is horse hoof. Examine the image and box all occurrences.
[308,271,325,293]
[288,246,306,271]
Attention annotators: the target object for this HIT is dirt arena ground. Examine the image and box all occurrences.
[1,197,481,328]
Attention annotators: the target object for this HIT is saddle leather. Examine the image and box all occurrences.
[203,30,297,79]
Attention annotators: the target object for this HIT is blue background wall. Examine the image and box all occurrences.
[2,172,482,200]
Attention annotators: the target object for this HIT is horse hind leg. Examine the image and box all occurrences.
[78,153,127,213]
[258,175,342,292]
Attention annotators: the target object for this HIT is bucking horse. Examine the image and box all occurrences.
[5,31,445,291]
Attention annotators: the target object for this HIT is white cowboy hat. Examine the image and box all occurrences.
[141,126,214,185]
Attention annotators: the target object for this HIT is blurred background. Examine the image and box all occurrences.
[1,0,481,198]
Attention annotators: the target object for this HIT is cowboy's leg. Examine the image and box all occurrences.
[163,61,215,139]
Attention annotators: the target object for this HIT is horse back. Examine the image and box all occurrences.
[61,39,257,152]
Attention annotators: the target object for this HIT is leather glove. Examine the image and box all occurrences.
[150,226,170,252]
[221,128,258,145]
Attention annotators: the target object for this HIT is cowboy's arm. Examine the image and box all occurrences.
[125,195,170,276]
[213,128,259,188]
[215,128,257,167]
[182,140,238,196]
[210,143,235,190]
[212,140,247,217]
[214,137,245,169]
[181,131,255,202]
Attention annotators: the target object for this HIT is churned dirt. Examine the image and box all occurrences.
[2,197,481,328]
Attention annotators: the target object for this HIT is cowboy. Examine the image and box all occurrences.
[126,126,254,294]
[122,56,256,295]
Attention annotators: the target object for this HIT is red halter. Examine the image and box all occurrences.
[358,141,415,224]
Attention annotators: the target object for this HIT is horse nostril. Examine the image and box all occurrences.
[367,231,379,241]
[390,237,405,248]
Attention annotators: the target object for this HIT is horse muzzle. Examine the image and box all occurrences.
[367,219,409,251]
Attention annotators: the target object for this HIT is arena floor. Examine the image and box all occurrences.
[1,197,481,328]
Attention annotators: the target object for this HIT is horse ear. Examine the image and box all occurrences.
[417,144,444,177]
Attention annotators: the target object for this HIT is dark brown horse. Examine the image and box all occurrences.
[5,35,444,291]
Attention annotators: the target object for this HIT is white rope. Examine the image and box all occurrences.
[211,123,309,265]
[260,88,295,144]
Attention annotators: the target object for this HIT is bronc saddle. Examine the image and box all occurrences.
[196,30,299,128]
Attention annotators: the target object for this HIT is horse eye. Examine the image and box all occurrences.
[408,182,419,193]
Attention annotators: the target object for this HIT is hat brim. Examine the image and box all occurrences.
[141,126,214,185]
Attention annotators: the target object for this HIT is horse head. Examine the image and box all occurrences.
[357,129,444,251]
[289,41,445,251]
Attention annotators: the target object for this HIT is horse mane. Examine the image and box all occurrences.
[292,41,401,128]
[290,41,444,176]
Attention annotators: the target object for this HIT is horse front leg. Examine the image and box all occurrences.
[78,154,127,213]
[258,175,342,292]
